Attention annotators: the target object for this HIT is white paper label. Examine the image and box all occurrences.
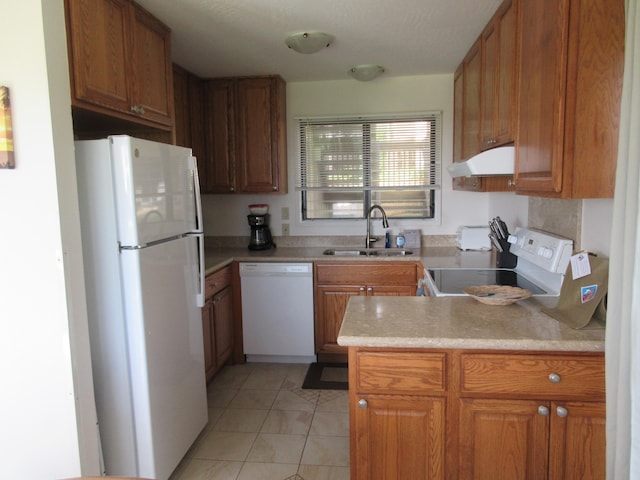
[571,252,591,280]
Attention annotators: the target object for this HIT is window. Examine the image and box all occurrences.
[296,113,441,220]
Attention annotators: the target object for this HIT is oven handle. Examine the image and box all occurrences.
[423,268,440,297]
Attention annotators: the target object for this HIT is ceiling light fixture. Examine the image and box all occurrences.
[348,64,386,81]
[285,32,334,54]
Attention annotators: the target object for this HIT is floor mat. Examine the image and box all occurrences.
[302,362,348,390]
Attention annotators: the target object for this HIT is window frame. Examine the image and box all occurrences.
[296,112,442,221]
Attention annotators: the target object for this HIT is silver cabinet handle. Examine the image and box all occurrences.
[367,287,373,292]
[548,373,561,383]
[538,405,550,416]
[556,406,569,418]
[359,287,365,291]
[358,399,368,409]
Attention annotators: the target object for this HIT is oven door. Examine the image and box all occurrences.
[424,268,550,297]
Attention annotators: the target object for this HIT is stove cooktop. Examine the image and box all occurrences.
[427,268,548,296]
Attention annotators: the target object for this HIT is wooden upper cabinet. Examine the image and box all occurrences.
[129,4,173,125]
[453,41,484,192]
[480,0,517,150]
[66,0,131,113]
[462,39,482,162]
[173,65,192,148]
[453,66,463,164]
[65,0,173,128]
[235,76,287,193]
[202,75,288,194]
[173,64,207,185]
[452,0,516,193]
[203,79,236,193]
[515,0,624,198]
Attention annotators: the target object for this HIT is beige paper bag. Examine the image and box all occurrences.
[542,255,608,329]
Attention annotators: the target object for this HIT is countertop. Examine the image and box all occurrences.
[203,245,495,275]
[337,296,605,352]
[204,244,605,353]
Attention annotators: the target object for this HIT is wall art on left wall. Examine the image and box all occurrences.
[0,86,15,169]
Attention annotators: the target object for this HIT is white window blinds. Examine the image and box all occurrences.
[296,113,441,219]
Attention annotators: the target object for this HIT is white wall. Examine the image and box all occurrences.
[0,0,99,478]
[581,199,614,256]
[202,74,528,239]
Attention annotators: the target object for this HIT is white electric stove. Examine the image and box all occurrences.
[425,227,574,297]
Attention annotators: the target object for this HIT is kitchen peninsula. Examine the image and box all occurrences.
[339,296,605,480]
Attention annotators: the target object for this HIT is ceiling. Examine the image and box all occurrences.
[135,0,503,83]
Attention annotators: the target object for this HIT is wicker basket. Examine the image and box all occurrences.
[463,285,532,305]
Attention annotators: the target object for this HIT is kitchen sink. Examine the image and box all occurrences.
[322,248,414,256]
[373,249,414,256]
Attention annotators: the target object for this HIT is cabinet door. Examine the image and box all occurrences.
[480,19,498,150]
[459,398,549,480]
[314,285,365,355]
[204,79,236,193]
[481,0,517,149]
[548,401,605,480]
[462,39,482,162]
[201,298,215,382]
[453,65,463,164]
[212,286,234,367]
[352,395,445,480]
[235,77,286,193]
[494,0,517,146]
[515,0,569,194]
[129,3,173,126]
[173,65,191,148]
[189,76,207,187]
[66,0,132,113]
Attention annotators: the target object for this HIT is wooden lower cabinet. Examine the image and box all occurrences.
[459,398,549,480]
[349,348,447,480]
[459,398,605,480]
[349,348,605,480]
[548,401,606,480]
[353,395,445,480]
[314,262,420,362]
[202,266,234,382]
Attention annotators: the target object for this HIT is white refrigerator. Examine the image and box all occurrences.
[75,135,208,480]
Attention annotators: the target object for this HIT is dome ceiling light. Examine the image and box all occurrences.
[348,64,386,81]
[285,32,334,54]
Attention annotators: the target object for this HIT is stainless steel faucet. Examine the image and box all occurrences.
[366,205,389,248]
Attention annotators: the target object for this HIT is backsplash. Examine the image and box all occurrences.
[528,197,582,248]
[205,234,457,248]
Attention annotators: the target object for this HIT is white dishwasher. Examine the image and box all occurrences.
[239,262,316,363]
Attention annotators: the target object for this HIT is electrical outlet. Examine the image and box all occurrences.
[281,207,289,220]
[282,223,290,236]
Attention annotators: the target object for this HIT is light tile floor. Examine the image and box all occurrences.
[170,362,350,480]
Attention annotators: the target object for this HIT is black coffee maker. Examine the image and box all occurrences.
[248,214,275,250]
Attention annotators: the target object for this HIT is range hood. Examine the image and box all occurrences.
[448,145,515,177]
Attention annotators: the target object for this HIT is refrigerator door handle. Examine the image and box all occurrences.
[190,155,203,234]
[195,233,205,308]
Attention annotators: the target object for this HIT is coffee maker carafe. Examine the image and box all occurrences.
[248,214,275,250]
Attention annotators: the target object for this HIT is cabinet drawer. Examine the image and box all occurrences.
[315,262,418,286]
[205,265,231,298]
[354,351,446,395]
[460,353,605,399]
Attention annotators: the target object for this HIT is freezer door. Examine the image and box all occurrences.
[110,135,199,246]
[116,235,207,480]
